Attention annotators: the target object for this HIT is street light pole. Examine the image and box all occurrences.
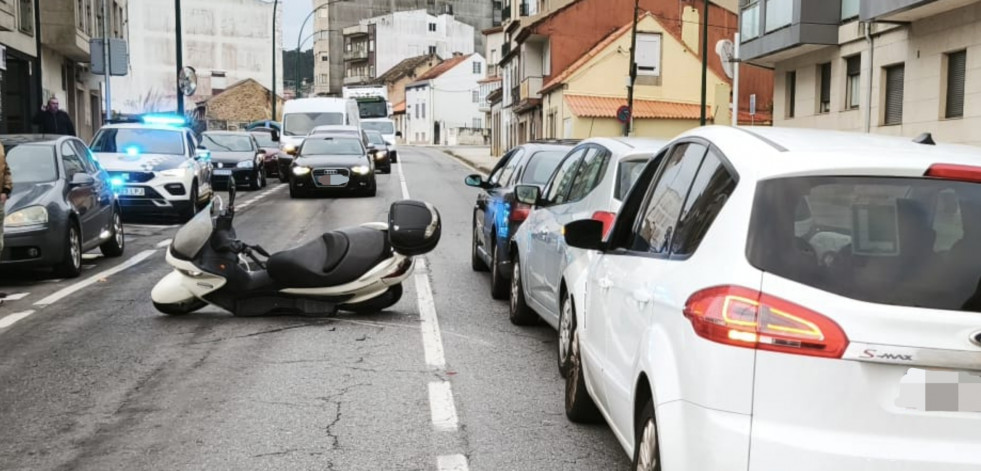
[296,3,333,98]
[102,0,111,122]
[272,0,279,120]
[699,0,709,126]
[175,0,184,116]
[624,0,639,137]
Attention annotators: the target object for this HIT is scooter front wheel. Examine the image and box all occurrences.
[153,299,207,316]
[340,284,403,313]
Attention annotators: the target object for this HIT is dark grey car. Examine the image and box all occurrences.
[1,135,125,278]
[199,131,267,191]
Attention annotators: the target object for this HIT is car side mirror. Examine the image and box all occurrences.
[564,219,605,251]
[514,184,541,205]
[465,174,488,189]
[70,173,96,187]
[194,149,210,161]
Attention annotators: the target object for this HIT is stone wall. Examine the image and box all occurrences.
[200,79,284,123]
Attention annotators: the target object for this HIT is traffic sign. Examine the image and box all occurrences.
[617,105,631,124]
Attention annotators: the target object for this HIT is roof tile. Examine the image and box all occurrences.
[564,94,708,120]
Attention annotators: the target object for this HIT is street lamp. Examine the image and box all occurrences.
[296,3,334,97]
[271,0,279,121]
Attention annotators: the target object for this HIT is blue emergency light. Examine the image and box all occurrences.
[142,114,187,126]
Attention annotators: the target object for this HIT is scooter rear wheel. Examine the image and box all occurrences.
[153,299,207,316]
[340,284,403,313]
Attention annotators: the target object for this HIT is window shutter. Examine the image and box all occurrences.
[946,51,966,118]
[884,64,905,125]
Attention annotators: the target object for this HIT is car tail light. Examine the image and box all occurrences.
[509,202,532,222]
[592,211,616,238]
[683,286,849,358]
[925,164,981,183]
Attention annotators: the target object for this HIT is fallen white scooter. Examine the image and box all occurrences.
[150,177,441,316]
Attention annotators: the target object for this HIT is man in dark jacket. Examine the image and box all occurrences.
[32,96,76,136]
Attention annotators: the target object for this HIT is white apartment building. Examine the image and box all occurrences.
[741,0,981,146]
[341,9,474,87]
[405,53,486,145]
[113,0,283,116]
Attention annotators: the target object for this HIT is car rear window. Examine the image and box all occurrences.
[748,176,981,311]
[7,145,58,184]
[520,150,566,185]
[201,134,254,152]
[616,159,647,200]
[302,137,364,155]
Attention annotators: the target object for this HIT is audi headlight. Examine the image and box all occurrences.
[373,150,388,160]
[159,168,186,178]
[4,206,48,227]
[292,166,312,176]
[237,160,255,169]
[351,165,371,175]
[283,144,297,153]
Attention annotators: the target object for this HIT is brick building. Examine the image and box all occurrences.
[195,78,284,131]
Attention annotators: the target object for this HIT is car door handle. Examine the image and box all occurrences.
[632,289,652,304]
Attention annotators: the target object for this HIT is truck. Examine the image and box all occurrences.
[343,85,393,119]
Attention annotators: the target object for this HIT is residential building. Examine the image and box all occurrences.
[312,0,493,95]
[480,26,504,149]
[497,0,774,151]
[370,53,442,115]
[113,0,283,118]
[194,78,284,131]
[405,53,486,145]
[341,10,474,86]
[740,0,981,146]
[0,0,42,134]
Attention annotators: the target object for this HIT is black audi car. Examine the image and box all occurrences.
[199,131,267,190]
[288,135,377,198]
[364,129,392,174]
[1,134,125,278]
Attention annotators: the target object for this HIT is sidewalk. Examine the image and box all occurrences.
[435,146,499,174]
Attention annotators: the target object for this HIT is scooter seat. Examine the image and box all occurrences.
[266,227,391,289]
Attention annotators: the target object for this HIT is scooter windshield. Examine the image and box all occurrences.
[171,205,214,260]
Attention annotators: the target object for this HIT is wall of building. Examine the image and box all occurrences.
[772,2,981,146]
[371,11,474,78]
[406,54,486,144]
[387,58,441,106]
[113,0,282,115]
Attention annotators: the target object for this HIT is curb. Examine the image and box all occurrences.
[442,150,495,174]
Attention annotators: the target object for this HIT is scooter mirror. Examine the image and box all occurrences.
[228,176,237,207]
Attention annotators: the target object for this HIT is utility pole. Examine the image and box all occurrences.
[175,0,184,116]
[102,0,111,122]
[699,0,709,125]
[33,0,42,116]
[624,0,639,137]
[272,0,279,120]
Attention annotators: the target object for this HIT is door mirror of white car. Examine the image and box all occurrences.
[465,174,488,189]
[514,185,541,206]
[564,219,605,251]
[194,149,210,161]
[70,172,96,187]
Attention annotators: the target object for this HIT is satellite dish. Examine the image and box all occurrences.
[716,39,734,80]
[178,66,198,97]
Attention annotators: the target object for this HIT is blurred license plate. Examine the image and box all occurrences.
[896,368,981,413]
[119,187,144,196]
[214,169,232,176]
[317,174,349,186]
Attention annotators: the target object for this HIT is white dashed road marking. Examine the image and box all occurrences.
[0,311,35,329]
[34,249,157,307]
[3,293,30,301]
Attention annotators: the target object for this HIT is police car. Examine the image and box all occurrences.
[90,115,213,221]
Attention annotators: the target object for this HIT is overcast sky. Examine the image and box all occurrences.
[284,0,315,51]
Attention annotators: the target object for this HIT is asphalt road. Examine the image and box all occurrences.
[0,147,630,471]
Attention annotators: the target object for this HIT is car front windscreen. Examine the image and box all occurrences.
[6,145,58,184]
[361,121,395,135]
[91,128,185,155]
[283,113,344,136]
[251,133,276,147]
[301,138,364,155]
[201,134,254,152]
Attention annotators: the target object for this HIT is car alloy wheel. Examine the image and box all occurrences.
[508,255,537,325]
[69,227,81,270]
[113,213,124,248]
[471,224,488,272]
[510,261,520,313]
[557,295,574,377]
[632,402,660,471]
[565,325,600,422]
[490,242,508,300]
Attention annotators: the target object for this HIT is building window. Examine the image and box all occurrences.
[945,50,967,119]
[428,23,437,32]
[818,62,831,113]
[473,117,482,128]
[841,0,860,21]
[786,70,796,118]
[845,55,861,110]
[884,63,905,126]
[415,104,419,119]
[429,46,437,55]
[636,33,662,76]
[740,0,760,40]
[472,90,479,103]
[473,61,482,74]
[764,0,792,33]
[422,103,426,119]
[321,54,329,62]
[19,0,34,35]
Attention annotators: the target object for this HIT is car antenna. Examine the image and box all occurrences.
[913,132,936,145]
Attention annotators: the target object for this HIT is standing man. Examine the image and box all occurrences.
[1,143,11,260]
[32,96,76,136]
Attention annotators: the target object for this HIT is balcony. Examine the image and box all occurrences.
[861,0,977,22]
[344,74,372,85]
[343,24,369,37]
[344,47,369,62]
[739,0,840,66]
[40,0,91,62]
[519,76,542,101]
[0,0,15,31]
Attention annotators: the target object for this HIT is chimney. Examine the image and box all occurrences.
[453,51,463,57]
[211,71,227,96]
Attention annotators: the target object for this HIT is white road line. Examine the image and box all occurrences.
[34,249,157,306]
[428,381,460,432]
[0,311,35,329]
[416,259,447,370]
[3,293,30,301]
[156,239,173,248]
[437,454,470,471]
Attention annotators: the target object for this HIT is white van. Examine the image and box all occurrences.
[280,97,360,153]
[360,118,399,162]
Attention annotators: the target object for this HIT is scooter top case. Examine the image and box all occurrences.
[388,200,441,256]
